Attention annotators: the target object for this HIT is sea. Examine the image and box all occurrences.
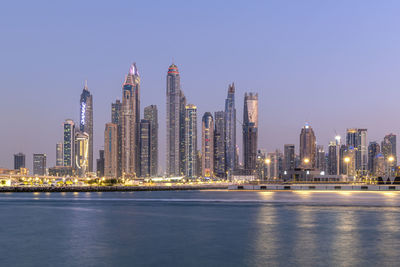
[1,190,400,266]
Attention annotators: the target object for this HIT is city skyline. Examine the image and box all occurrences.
[2,1,400,172]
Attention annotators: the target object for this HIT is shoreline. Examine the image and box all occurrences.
[0,185,229,193]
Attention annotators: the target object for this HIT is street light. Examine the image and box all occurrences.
[344,157,350,176]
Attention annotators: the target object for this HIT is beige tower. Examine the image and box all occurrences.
[104,123,118,178]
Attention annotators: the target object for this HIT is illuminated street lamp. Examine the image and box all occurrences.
[344,157,350,176]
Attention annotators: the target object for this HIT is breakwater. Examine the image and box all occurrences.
[0,185,228,193]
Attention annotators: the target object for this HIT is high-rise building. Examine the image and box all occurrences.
[104,123,118,178]
[166,64,186,177]
[225,83,236,175]
[56,143,63,167]
[202,112,214,178]
[283,144,295,171]
[144,105,158,176]
[96,150,105,178]
[139,120,151,177]
[33,154,46,176]
[79,81,93,172]
[381,133,396,163]
[316,145,326,172]
[343,146,356,176]
[368,141,380,175]
[214,111,226,178]
[75,132,89,177]
[243,92,258,173]
[14,153,25,170]
[111,100,122,177]
[63,119,75,167]
[267,150,283,179]
[121,63,140,177]
[346,128,368,173]
[185,104,197,178]
[299,123,316,169]
[328,142,337,175]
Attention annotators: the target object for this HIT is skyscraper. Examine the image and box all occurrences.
[63,119,75,167]
[104,123,118,178]
[111,100,122,177]
[381,133,396,163]
[346,128,368,173]
[368,141,380,175]
[283,144,295,171]
[316,145,326,172]
[299,123,316,168]
[14,153,25,170]
[139,120,151,177]
[121,63,140,177]
[56,143,63,167]
[33,154,46,176]
[243,93,258,172]
[79,81,93,172]
[214,111,226,178]
[225,83,236,175]
[75,132,89,177]
[96,150,105,178]
[166,64,185,177]
[144,105,158,177]
[328,142,337,175]
[202,112,214,178]
[185,104,197,178]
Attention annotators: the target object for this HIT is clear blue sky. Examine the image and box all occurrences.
[1,0,400,171]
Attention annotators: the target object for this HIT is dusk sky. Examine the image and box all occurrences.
[1,0,400,172]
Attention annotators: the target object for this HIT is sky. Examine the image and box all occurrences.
[1,0,400,172]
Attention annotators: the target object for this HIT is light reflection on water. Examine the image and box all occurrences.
[1,191,400,266]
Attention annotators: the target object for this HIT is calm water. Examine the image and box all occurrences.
[1,190,400,266]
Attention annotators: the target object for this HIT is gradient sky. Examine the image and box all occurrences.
[1,0,400,172]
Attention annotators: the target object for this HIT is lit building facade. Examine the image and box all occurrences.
[111,100,122,177]
[225,83,236,175]
[56,143,63,167]
[214,111,226,178]
[368,141,380,175]
[104,123,118,178]
[33,153,46,176]
[139,120,151,177]
[185,104,197,178]
[283,144,295,172]
[79,81,93,172]
[75,132,89,177]
[299,123,316,169]
[201,112,214,178]
[243,92,258,172]
[121,63,140,177]
[144,105,158,176]
[63,119,75,167]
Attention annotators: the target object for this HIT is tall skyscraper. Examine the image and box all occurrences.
[33,154,46,176]
[283,144,295,171]
[202,112,214,178]
[14,153,25,170]
[368,141,380,175]
[144,105,158,177]
[121,63,140,177]
[75,132,89,177]
[79,81,93,172]
[56,143,63,167]
[346,128,368,172]
[225,83,236,175]
[381,133,396,163]
[111,100,122,178]
[328,142,337,175]
[104,123,118,178]
[166,64,185,177]
[316,145,326,172]
[214,111,226,178]
[139,120,151,177]
[243,93,258,172]
[299,123,316,168]
[63,119,75,167]
[185,104,197,178]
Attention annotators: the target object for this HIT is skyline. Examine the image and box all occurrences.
[2,1,400,171]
